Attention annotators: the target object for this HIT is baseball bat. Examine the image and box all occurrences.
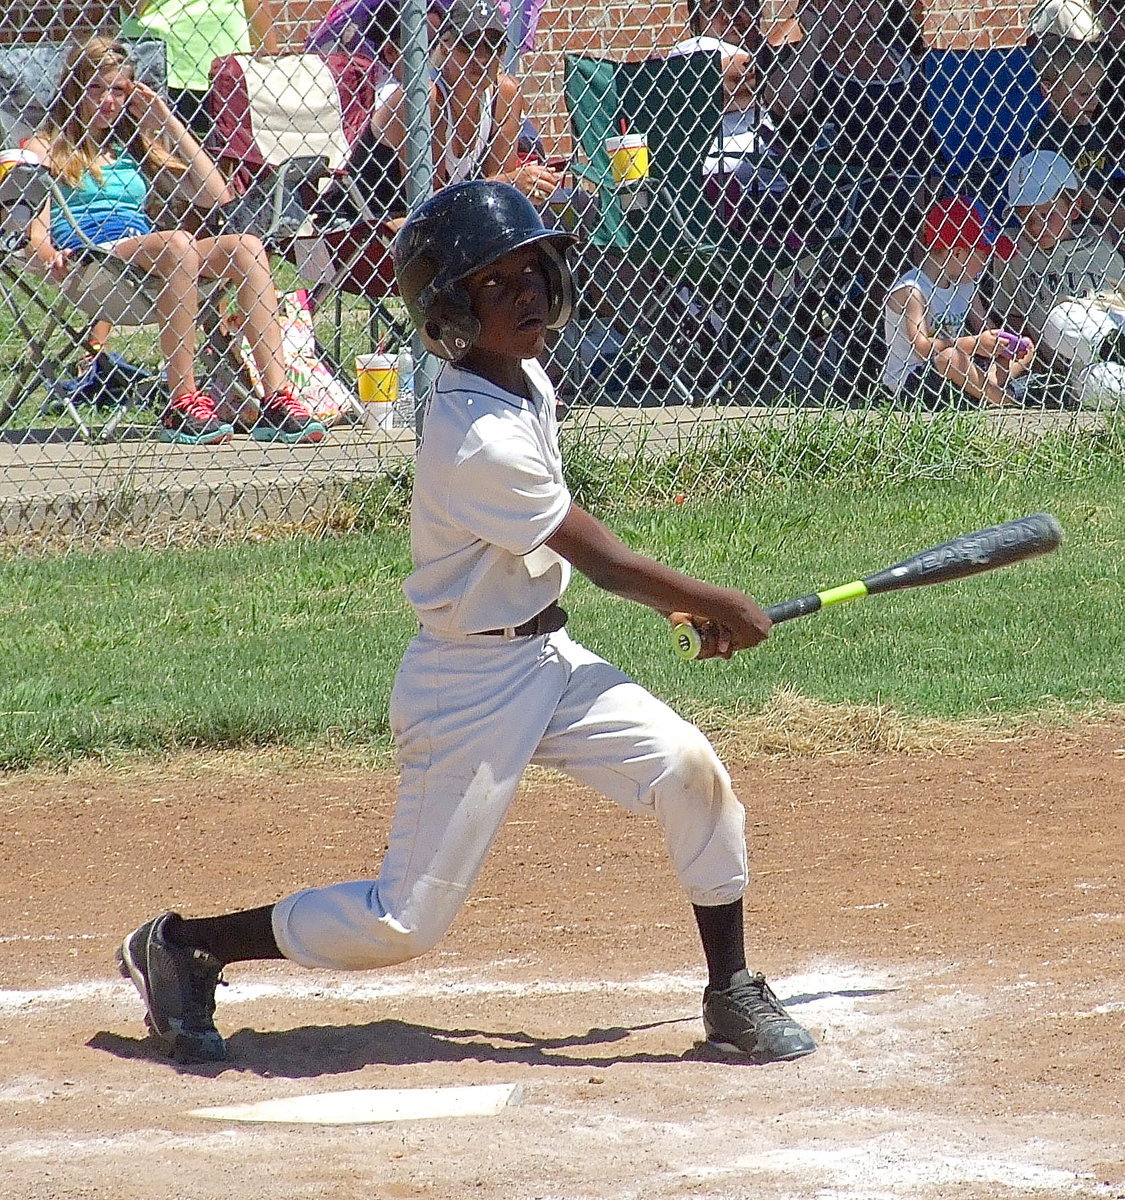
[671,512,1063,660]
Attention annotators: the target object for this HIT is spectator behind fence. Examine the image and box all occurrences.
[992,149,1125,408]
[25,38,327,446]
[763,0,931,176]
[1024,0,1125,219]
[120,0,279,141]
[668,0,790,224]
[1026,0,1104,43]
[1028,36,1125,239]
[87,0,280,400]
[308,0,547,165]
[882,197,1033,407]
[317,0,559,231]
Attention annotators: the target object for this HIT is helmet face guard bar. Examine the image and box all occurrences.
[394,181,577,361]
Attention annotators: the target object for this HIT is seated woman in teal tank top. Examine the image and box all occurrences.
[26,37,328,447]
[49,151,153,251]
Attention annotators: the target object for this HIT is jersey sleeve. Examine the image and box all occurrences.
[447,425,571,558]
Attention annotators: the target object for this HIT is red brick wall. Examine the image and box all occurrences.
[1,2,116,43]
[922,1,1030,48]
[277,1,1037,55]
[3,2,1037,54]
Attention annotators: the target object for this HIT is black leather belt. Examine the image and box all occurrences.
[475,602,568,638]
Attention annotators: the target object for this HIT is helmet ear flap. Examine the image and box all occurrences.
[539,241,574,330]
[420,287,480,361]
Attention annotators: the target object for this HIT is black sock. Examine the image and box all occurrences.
[692,899,747,991]
[167,905,284,966]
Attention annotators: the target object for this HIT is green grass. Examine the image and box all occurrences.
[0,471,1121,770]
[558,409,1125,501]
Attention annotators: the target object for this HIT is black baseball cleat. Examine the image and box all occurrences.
[116,912,228,1063]
[702,969,817,1064]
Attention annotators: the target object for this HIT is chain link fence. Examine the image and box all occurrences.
[0,0,1121,551]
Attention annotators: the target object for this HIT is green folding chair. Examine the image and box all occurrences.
[562,51,773,404]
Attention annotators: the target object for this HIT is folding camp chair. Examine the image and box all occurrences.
[561,52,733,403]
[561,52,849,406]
[206,51,409,366]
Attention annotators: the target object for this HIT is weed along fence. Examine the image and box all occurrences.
[0,0,1122,550]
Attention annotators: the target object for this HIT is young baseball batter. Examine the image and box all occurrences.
[116,181,817,1067]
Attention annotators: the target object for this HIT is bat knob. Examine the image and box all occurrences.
[671,622,703,660]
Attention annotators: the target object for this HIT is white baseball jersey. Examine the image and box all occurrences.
[404,358,571,634]
[271,357,749,972]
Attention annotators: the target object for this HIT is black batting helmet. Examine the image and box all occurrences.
[393,181,577,361]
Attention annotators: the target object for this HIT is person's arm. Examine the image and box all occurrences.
[244,0,280,55]
[989,257,1042,344]
[483,75,561,199]
[129,81,233,207]
[890,284,1004,362]
[378,83,444,190]
[968,287,1036,361]
[546,503,770,659]
[22,137,71,281]
[481,73,521,177]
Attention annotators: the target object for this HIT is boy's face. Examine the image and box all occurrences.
[462,245,551,363]
[1046,64,1105,124]
[945,243,988,282]
[1017,192,1079,251]
[949,243,988,280]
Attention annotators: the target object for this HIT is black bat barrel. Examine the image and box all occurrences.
[862,513,1064,595]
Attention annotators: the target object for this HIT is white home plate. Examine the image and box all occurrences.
[190,1083,522,1125]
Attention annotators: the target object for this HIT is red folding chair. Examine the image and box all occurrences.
[206,52,405,351]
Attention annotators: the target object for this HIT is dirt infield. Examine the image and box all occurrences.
[1,723,1123,1200]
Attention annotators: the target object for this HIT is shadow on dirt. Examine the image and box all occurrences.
[783,986,900,1006]
[88,985,900,1077]
[89,1016,696,1077]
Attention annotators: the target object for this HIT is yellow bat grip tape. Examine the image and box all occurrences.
[817,580,869,608]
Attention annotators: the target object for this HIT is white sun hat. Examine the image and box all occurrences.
[1007,150,1081,208]
[1027,0,1103,41]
